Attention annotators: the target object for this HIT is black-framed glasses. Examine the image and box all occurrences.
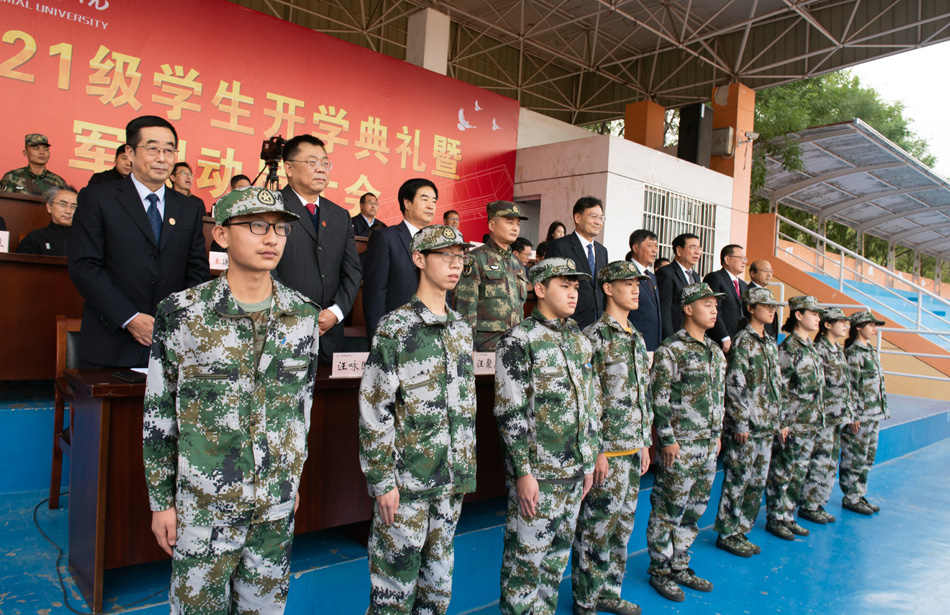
[224,220,293,236]
[287,159,333,171]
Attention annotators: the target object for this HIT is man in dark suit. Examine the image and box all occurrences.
[626,229,663,350]
[275,135,361,363]
[748,259,779,338]
[545,196,608,329]
[362,178,437,340]
[352,192,387,237]
[656,232,703,340]
[703,244,749,352]
[68,115,209,368]
[87,144,132,186]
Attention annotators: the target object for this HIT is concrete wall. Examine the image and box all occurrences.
[516,108,594,149]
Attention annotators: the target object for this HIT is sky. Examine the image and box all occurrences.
[850,41,950,180]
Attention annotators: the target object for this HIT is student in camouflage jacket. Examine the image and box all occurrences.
[841,310,890,515]
[143,187,319,615]
[714,287,785,558]
[572,261,652,615]
[494,257,598,615]
[359,225,477,615]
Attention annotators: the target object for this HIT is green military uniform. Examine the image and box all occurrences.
[765,296,825,531]
[0,134,67,195]
[646,283,726,587]
[799,308,857,521]
[359,225,477,615]
[841,311,889,513]
[714,288,785,554]
[572,262,652,615]
[143,186,319,615]
[494,258,599,615]
[454,200,529,351]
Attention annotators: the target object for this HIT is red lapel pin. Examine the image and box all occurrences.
[322,220,326,227]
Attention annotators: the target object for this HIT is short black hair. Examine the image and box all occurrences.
[443,209,460,221]
[172,162,191,174]
[654,257,670,268]
[126,115,178,148]
[629,229,657,248]
[360,192,377,205]
[397,178,438,214]
[672,233,700,253]
[230,174,251,189]
[516,236,533,248]
[572,196,603,217]
[114,144,129,158]
[511,238,526,253]
[282,135,326,162]
[720,244,743,265]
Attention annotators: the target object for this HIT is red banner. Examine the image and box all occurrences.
[0,0,519,238]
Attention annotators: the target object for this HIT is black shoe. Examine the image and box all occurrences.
[818,506,836,523]
[797,507,827,524]
[649,575,685,602]
[671,568,714,592]
[716,534,753,557]
[862,497,881,513]
[843,499,874,515]
[740,534,762,555]
[596,598,642,615]
[786,520,810,536]
[766,519,795,541]
[572,604,597,615]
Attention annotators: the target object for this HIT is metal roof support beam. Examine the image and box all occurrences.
[855,203,950,233]
[819,186,936,218]
[768,161,907,202]
[887,223,950,245]
[781,0,842,48]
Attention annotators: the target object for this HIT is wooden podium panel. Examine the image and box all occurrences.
[0,192,48,252]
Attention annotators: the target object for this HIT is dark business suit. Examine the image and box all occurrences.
[656,261,700,340]
[351,214,387,237]
[362,221,418,341]
[276,186,362,363]
[627,260,663,351]
[87,167,126,186]
[749,281,779,339]
[704,268,748,347]
[545,233,607,330]
[68,176,209,367]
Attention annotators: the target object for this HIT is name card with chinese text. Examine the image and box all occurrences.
[473,352,496,375]
[0,231,8,253]
[209,251,229,270]
[330,352,369,379]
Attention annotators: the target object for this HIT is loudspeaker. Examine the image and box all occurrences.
[677,103,714,168]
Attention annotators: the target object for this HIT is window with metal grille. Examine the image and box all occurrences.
[643,185,716,276]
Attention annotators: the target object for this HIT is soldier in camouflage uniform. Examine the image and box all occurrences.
[454,200,529,351]
[798,308,856,525]
[572,261,652,615]
[765,295,824,541]
[647,282,726,603]
[494,258,599,615]
[359,225,477,615]
[714,287,785,558]
[143,186,320,615]
[0,134,67,195]
[841,310,889,515]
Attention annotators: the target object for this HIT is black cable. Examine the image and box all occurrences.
[32,493,170,614]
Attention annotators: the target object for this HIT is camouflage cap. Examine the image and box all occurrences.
[529,257,592,285]
[822,307,848,321]
[410,224,474,253]
[212,186,298,224]
[487,200,529,220]
[788,295,825,313]
[850,310,885,326]
[742,286,785,308]
[679,282,726,306]
[25,133,49,146]
[597,260,649,286]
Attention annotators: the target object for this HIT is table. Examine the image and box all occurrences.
[65,368,505,613]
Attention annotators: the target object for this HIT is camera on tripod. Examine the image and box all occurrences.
[260,136,285,163]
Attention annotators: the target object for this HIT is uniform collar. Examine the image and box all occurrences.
[531,307,573,332]
[486,237,511,255]
[674,328,714,349]
[410,294,456,326]
[212,271,299,319]
[600,312,633,334]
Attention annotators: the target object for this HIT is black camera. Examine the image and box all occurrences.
[260,136,285,162]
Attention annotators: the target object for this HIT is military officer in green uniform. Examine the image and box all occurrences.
[0,134,67,195]
[454,200,529,351]
[359,225,477,615]
[143,186,321,614]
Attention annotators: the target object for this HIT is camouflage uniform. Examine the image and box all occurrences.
[0,165,66,195]
[841,312,889,506]
[572,264,652,611]
[494,258,599,615]
[646,284,726,578]
[454,201,529,351]
[143,186,318,615]
[714,316,783,540]
[359,225,477,615]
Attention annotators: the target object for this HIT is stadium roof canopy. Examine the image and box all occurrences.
[761,119,950,260]
[230,0,950,125]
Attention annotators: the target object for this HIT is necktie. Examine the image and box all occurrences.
[691,270,700,284]
[305,202,317,215]
[734,279,741,299]
[587,243,596,276]
[145,193,161,243]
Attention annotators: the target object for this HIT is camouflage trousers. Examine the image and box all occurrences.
[500,478,585,615]
[368,494,464,615]
[171,514,295,615]
[765,432,816,522]
[646,439,717,577]
[714,434,772,538]
[571,453,642,609]
[839,420,880,505]
[799,425,842,511]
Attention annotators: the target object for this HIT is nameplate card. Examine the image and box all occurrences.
[473,352,496,375]
[330,352,369,379]
[209,251,229,270]
[0,230,8,253]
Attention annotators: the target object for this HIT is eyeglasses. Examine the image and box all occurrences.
[429,251,470,265]
[288,159,333,171]
[174,171,194,178]
[50,200,78,211]
[224,220,294,236]
[586,214,606,222]
[727,255,748,262]
[136,145,179,158]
